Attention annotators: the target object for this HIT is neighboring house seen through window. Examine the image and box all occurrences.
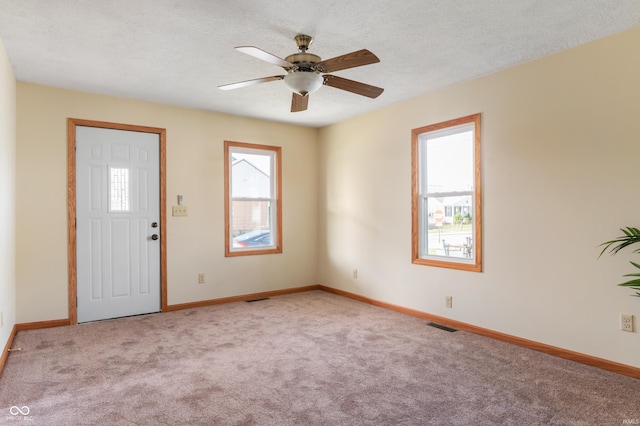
[411,114,482,272]
[224,141,282,256]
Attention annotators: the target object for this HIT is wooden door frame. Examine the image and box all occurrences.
[67,118,167,325]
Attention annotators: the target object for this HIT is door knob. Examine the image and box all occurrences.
[151,234,159,240]
[151,222,158,228]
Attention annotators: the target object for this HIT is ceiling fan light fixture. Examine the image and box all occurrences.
[283,72,323,96]
[221,36,383,112]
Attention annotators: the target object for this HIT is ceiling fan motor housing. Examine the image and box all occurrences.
[285,53,321,71]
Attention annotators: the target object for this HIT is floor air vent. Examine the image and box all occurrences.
[427,322,458,332]
[246,297,271,303]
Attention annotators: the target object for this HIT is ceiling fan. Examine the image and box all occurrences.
[218,34,384,112]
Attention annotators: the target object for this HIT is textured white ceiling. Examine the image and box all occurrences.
[1,1,639,127]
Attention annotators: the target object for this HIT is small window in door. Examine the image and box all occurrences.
[109,166,131,212]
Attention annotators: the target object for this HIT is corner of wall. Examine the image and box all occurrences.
[0,38,17,363]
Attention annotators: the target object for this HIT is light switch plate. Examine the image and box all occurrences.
[172,205,188,217]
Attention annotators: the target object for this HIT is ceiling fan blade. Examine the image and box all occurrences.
[218,75,284,91]
[291,93,309,112]
[235,46,294,68]
[315,49,380,73]
[323,75,384,98]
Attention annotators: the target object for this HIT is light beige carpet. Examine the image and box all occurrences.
[1,290,639,425]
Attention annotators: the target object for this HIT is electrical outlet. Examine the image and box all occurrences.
[198,273,205,284]
[352,269,358,279]
[620,314,634,332]
[172,205,188,217]
[445,296,453,308]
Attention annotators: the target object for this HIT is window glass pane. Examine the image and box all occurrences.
[425,195,473,259]
[231,200,271,243]
[109,167,130,212]
[231,152,272,199]
[424,129,473,194]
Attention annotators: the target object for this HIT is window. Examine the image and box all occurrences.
[224,141,282,256]
[411,114,482,271]
[109,166,130,212]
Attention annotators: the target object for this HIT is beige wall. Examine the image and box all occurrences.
[15,85,318,321]
[0,39,16,350]
[318,27,640,367]
[12,27,640,369]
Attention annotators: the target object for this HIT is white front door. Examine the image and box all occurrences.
[75,126,161,323]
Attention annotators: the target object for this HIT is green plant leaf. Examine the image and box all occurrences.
[598,227,640,297]
[626,287,640,297]
[598,227,640,257]
[618,279,640,287]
